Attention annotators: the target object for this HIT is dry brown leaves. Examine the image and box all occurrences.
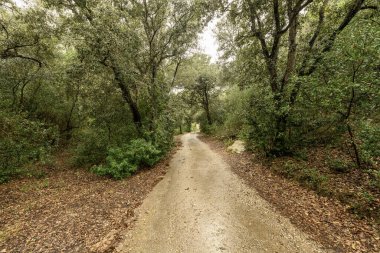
[0,140,181,253]
[199,135,380,253]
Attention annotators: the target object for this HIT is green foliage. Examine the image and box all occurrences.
[0,0,215,183]
[326,157,352,173]
[92,157,137,180]
[367,169,380,191]
[214,0,380,158]
[278,161,300,178]
[71,128,109,167]
[276,161,329,195]
[91,139,162,179]
[223,138,234,148]
[358,121,380,164]
[125,139,162,167]
[151,113,175,153]
[298,167,329,195]
[213,86,251,139]
[293,149,309,161]
[0,111,58,183]
[199,120,215,134]
[349,191,377,219]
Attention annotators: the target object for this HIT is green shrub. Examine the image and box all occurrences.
[275,161,329,195]
[92,160,138,180]
[91,139,162,179]
[0,112,58,183]
[125,139,162,167]
[223,138,234,148]
[359,121,380,164]
[279,161,300,178]
[367,169,380,190]
[293,149,308,161]
[349,191,377,219]
[298,167,329,194]
[71,128,108,167]
[326,158,352,173]
[0,168,24,184]
[200,122,215,135]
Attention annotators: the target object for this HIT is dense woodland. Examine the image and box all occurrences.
[0,0,379,222]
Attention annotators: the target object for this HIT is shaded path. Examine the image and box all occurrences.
[116,133,324,253]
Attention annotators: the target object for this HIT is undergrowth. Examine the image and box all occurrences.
[91,139,162,179]
[273,161,330,195]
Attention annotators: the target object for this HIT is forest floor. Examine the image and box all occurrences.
[199,135,380,253]
[1,133,379,253]
[0,138,180,253]
[116,133,324,253]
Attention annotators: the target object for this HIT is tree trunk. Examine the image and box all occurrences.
[206,108,212,125]
[347,122,361,168]
[204,87,212,125]
[271,1,299,155]
[110,64,143,135]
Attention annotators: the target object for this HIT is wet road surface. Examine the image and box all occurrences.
[116,133,324,253]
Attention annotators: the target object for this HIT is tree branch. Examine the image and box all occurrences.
[290,0,365,106]
[360,5,378,10]
[279,0,314,34]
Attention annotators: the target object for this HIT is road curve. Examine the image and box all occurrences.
[116,133,324,253]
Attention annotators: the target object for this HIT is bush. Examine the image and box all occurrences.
[279,161,300,178]
[359,121,380,164]
[326,158,352,173]
[214,86,251,139]
[71,128,109,167]
[91,139,162,179]
[152,113,175,153]
[298,167,329,195]
[276,161,329,195]
[349,191,378,219]
[367,169,380,190]
[92,160,138,180]
[125,139,162,167]
[0,112,58,183]
[294,149,308,161]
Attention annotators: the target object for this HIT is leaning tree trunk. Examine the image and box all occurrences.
[110,64,143,136]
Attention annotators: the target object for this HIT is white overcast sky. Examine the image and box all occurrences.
[198,18,219,63]
[14,0,26,7]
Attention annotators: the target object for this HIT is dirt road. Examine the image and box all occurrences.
[116,133,325,253]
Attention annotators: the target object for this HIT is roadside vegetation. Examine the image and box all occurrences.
[193,0,379,225]
[0,0,218,183]
[0,0,379,251]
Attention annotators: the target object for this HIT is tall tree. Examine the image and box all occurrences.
[44,0,213,137]
[224,0,378,153]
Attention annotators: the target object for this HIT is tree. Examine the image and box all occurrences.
[44,0,213,139]
[133,0,213,132]
[193,74,216,125]
[221,0,378,154]
[173,54,220,131]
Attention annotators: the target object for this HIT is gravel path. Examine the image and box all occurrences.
[116,133,325,253]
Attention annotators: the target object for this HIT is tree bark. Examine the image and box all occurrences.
[203,83,212,125]
[110,64,143,135]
